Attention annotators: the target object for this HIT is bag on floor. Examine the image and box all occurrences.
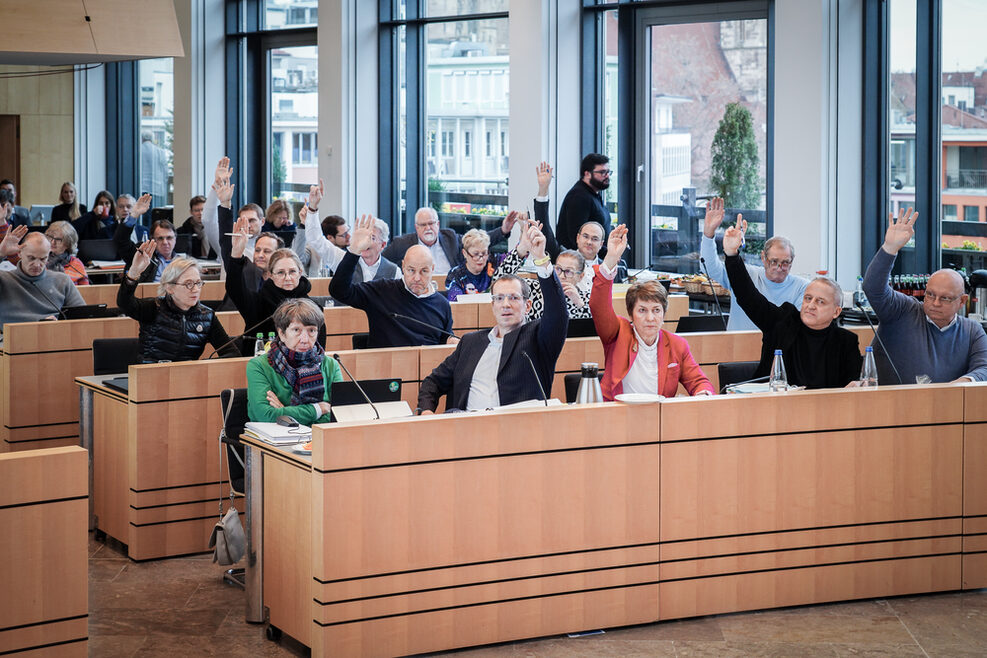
[209,505,245,565]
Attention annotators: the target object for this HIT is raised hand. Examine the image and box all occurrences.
[535,161,553,197]
[297,205,308,227]
[307,179,324,211]
[347,214,376,255]
[882,207,918,255]
[128,240,156,278]
[131,193,152,219]
[500,209,520,235]
[703,197,726,238]
[214,157,233,187]
[0,225,28,258]
[231,216,251,258]
[214,179,235,207]
[528,223,547,261]
[561,281,584,307]
[722,217,748,256]
[602,224,628,271]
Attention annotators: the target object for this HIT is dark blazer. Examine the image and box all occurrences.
[555,181,610,251]
[382,225,508,267]
[418,270,569,412]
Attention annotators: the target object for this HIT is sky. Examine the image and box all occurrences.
[890,0,987,73]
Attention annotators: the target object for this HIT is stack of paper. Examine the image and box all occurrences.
[244,421,311,445]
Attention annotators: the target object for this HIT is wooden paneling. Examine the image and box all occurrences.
[265,454,311,647]
[0,447,87,657]
[93,394,129,546]
[963,387,987,587]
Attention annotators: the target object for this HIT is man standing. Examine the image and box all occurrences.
[0,230,85,329]
[555,153,612,251]
[700,197,808,331]
[330,215,458,348]
[862,207,987,384]
[418,223,566,412]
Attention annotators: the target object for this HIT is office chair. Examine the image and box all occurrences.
[92,338,140,375]
[218,388,248,588]
[675,315,727,333]
[563,372,603,403]
[717,361,760,392]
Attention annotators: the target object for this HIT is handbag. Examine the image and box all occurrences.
[209,505,245,565]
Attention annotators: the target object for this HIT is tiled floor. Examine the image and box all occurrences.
[89,533,987,657]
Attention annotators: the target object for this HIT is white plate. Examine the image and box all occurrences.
[615,393,664,404]
[291,442,312,455]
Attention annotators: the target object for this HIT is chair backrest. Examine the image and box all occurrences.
[564,372,603,404]
[717,360,760,391]
[92,337,141,375]
[352,333,370,350]
[220,388,249,494]
[675,315,727,333]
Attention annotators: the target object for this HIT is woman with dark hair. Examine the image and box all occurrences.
[590,225,714,400]
[246,298,342,424]
[51,182,86,223]
[72,190,118,241]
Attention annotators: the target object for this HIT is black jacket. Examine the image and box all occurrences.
[555,181,610,251]
[226,255,325,344]
[73,211,119,242]
[418,270,569,411]
[382,225,508,267]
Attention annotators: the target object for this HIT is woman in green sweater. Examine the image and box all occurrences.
[247,298,342,424]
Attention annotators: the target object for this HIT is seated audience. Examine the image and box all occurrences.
[0,179,29,227]
[226,216,323,343]
[723,218,861,388]
[246,299,343,424]
[44,221,89,285]
[419,223,566,412]
[302,211,348,276]
[262,199,295,234]
[202,158,263,272]
[700,197,809,331]
[862,207,987,383]
[116,194,149,244]
[590,225,714,399]
[51,181,86,223]
[445,228,499,301]
[176,195,216,259]
[329,214,458,348]
[381,206,516,276]
[73,190,119,241]
[0,229,85,329]
[118,245,238,362]
[115,195,180,284]
[214,178,281,293]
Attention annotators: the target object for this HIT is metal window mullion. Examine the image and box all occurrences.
[914,0,942,272]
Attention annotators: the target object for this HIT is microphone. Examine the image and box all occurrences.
[332,353,380,420]
[205,315,272,359]
[699,257,727,330]
[854,301,903,385]
[520,350,549,406]
[390,312,457,339]
[719,374,770,394]
[29,281,68,320]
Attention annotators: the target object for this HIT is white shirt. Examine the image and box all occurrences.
[927,314,959,333]
[424,239,452,275]
[577,259,599,292]
[621,326,661,395]
[359,255,402,281]
[466,326,504,410]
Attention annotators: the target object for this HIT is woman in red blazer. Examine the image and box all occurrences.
[589,225,715,400]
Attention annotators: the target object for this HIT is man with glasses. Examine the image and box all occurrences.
[382,206,516,276]
[0,230,85,330]
[555,153,613,252]
[862,207,987,384]
[418,222,568,413]
[114,194,180,283]
[700,197,809,331]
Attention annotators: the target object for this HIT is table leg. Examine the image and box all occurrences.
[245,443,264,623]
[78,387,95,531]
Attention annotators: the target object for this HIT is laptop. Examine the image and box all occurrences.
[566,318,598,338]
[77,239,120,264]
[62,304,116,320]
[330,379,402,405]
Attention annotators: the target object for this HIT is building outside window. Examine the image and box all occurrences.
[138,58,174,208]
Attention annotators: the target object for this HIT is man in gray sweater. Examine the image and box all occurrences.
[0,230,85,332]
[862,207,987,384]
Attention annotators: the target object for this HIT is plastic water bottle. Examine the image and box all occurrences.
[853,275,869,310]
[859,346,878,387]
[253,332,265,356]
[265,332,275,352]
[768,349,788,392]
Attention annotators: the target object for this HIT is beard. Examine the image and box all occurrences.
[589,178,610,191]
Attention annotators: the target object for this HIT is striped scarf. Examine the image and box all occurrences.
[266,335,326,406]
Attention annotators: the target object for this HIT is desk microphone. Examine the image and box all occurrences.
[390,313,457,339]
[520,350,549,406]
[332,353,380,420]
[719,374,770,394]
[854,301,902,385]
[205,315,272,359]
[699,257,727,330]
[30,280,68,320]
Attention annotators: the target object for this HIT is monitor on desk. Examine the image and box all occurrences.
[78,239,120,264]
[330,379,402,406]
[29,205,54,225]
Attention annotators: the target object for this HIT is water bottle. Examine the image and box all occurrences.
[253,332,265,356]
[265,332,276,352]
[575,362,604,404]
[853,275,869,310]
[859,346,878,387]
[768,349,788,392]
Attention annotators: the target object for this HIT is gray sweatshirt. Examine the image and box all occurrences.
[0,266,85,332]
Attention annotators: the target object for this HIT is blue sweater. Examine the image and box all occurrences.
[329,251,454,348]
[863,248,987,383]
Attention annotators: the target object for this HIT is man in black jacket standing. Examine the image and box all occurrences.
[418,222,568,412]
[555,153,612,251]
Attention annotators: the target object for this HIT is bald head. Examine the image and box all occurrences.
[22,232,50,249]
[924,268,968,328]
[18,232,51,277]
[402,244,436,297]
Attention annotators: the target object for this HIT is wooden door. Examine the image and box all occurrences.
[0,115,20,189]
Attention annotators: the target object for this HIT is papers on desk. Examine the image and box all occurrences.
[331,400,414,423]
[491,398,564,411]
[244,421,311,445]
[451,293,492,304]
[89,260,126,268]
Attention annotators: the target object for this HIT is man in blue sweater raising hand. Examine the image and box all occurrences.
[862,207,987,384]
[330,214,460,348]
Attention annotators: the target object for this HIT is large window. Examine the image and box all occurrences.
[271,45,318,202]
[138,58,174,208]
[381,1,509,236]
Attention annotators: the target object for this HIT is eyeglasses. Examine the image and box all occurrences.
[44,235,63,243]
[766,258,793,269]
[172,280,204,291]
[492,293,524,304]
[272,269,301,280]
[578,233,603,244]
[925,291,959,304]
[466,250,488,260]
[592,169,612,177]
[555,266,582,278]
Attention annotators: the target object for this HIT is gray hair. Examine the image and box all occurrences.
[812,276,843,307]
[490,274,532,301]
[267,248,304,275]
[461,228,491,253]
[117,193,137,204]
[158,257,201,297]
[273,298,324,332]
[557,249,587,274]
[47,220,79,254]
[415,206,439,223]
[373,218,390,243]
[763,236,795,260]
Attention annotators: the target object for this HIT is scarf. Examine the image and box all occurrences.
[266,334,326,405]
[47,252,73,273]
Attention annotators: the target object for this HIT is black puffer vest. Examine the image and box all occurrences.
[139,296,215,362]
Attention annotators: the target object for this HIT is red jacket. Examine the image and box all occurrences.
[589,266,714,400]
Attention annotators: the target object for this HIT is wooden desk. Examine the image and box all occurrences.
[0,446,88,656]
[247,383,987,656]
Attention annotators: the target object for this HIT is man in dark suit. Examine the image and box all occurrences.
[382,206,516,276]
[418,223,567,412]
